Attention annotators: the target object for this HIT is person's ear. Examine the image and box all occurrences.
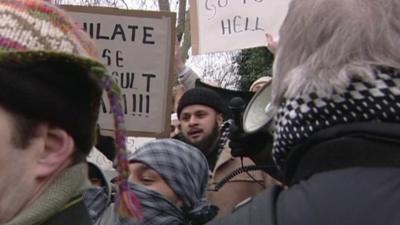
[36,125,74,178]
[216,113,224,126]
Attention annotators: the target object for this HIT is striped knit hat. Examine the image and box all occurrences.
[0,0,103,153]
[0,0,141,220]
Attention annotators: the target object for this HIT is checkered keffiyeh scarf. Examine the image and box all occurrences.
[273,69,400,170]
[129,139,218,225]
[127,183,185,225]
[215,120,231,155]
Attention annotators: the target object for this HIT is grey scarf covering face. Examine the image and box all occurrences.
[85,184,217,225]
[84,139,218,225]
[129,139,218,224]
[127,182,185,225]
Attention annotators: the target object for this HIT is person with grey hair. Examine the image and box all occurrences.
[85,139,218,225]
[207,0,400,224]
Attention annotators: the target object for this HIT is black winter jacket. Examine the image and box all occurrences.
[207,122,400,225]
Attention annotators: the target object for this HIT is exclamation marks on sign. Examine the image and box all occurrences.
[100,93,151,117]
[139,94,143,113]
[133,93,136,113]
[122,94,127,115]
[132,94,150,117]
[146,95,150,113]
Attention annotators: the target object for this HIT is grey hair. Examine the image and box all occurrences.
[272,0,400,108]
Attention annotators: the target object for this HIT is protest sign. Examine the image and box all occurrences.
[64,6,175,137]
[189,0,290,54]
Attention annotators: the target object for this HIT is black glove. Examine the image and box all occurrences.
[228,122,273,158]
[228,123,285,182]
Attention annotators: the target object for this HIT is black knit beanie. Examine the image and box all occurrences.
[177,87,227,118]
[0,59,102,156]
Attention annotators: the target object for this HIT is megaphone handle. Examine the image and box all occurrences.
[229,97,246,132]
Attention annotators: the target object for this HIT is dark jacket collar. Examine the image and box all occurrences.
[285,122,400,185]
[42,197,92,225]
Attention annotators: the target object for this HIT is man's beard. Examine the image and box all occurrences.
[185,122,220,155]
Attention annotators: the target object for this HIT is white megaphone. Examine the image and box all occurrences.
[242,82,275,134]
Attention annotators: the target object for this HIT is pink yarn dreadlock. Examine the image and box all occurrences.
[100,73,143,220]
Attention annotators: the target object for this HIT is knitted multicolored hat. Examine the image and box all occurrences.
[0,0,141,220]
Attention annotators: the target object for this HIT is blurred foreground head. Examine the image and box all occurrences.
[0,0,139,222]
[272,0,400,106]
[271,0,400,178]
[0,0,104,157]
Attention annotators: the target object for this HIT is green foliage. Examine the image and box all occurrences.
[235,47,274,91]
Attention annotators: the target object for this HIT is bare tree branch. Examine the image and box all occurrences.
[190,50,239,89]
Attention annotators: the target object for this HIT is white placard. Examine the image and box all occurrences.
[190,0,290,54]
[64,6,175,137]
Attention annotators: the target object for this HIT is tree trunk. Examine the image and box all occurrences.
[176,0,187,41]
[158,0,170,11]
[180,12,191,63]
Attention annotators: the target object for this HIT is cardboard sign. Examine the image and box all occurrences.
[190,0,290,54]
[64,6,175,137]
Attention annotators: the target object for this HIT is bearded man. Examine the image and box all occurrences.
[177,87,276,217]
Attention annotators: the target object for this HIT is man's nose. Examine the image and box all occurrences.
[188,116,198,125]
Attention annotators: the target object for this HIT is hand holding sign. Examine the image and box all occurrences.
[265,33,279,54]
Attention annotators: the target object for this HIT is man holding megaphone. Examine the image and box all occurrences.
[177,87,276,217]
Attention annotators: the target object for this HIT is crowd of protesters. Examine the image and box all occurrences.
[1,0,400,225]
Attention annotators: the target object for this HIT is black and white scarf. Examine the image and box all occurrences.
[273,69,400,169]
[216,120,232,155]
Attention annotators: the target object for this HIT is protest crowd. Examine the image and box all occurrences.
[1,0,400,225]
